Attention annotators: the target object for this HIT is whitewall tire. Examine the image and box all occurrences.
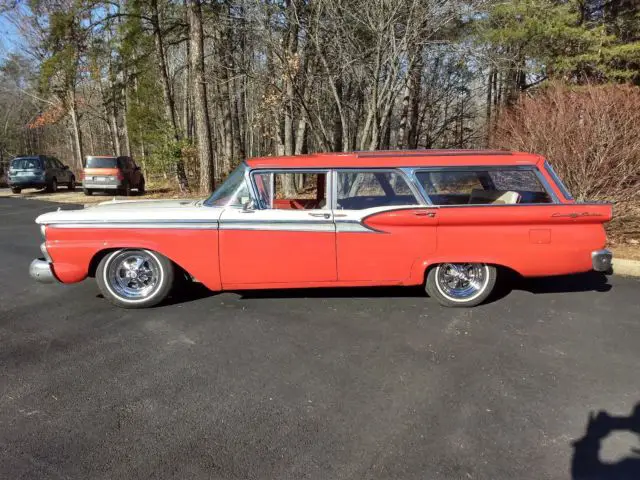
[96,249,174,308]
[426,263,497,308]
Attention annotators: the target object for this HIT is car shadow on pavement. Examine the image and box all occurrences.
[235,285,426,300]
[571,402,640,480]
[159,272,612,306]
[488,271,612,304]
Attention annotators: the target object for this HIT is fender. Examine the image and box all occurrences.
[45,227,222,291]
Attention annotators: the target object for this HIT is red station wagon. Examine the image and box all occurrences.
[29,150,613,308]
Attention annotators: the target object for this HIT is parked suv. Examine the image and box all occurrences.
[82,155,145,196]
[8,155,76,193]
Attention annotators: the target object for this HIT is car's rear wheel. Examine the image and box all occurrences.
[138,179,145,195]
[83,188,92,196]
[119,182,131,196]
[10,187,21,194]
[68,176,76,190]
[47,178,57,193]
[425,263,496,307]
[96,249,174,308]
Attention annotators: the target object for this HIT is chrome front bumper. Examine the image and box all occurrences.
[29,258,58,283]
[592,249,613,272]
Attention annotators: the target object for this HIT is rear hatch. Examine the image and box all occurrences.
[83,157,121,184]
[9,157,44,181]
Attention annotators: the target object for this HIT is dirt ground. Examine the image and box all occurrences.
[0,185,202,205]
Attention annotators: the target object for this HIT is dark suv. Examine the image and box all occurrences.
[82,156,145,196]
[8,155,76,193]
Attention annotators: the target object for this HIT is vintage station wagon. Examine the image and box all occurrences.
[29,150,613,308]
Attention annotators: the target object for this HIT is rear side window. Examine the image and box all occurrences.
[11,157,42,170]
[336,171,420,210]
[544,161,573,200]
[416,168,553,205]
[86,157,117,168]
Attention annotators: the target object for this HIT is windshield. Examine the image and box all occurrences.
[11,157,42,170]
[205,162,252,207]
[86,157,117,168]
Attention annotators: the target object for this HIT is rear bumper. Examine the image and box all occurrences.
[83,182,120,190]
[592,249,613,272]
[29,258,59,283]
[9,180,46,189]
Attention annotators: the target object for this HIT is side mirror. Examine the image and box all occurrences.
[242,199,255,212]
[134,166,141,171]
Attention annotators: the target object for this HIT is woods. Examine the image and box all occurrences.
[0,0,639,197]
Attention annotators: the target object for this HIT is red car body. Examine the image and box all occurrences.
[30,150,613,308]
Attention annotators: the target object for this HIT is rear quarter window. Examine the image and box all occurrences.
[417,167,554,205]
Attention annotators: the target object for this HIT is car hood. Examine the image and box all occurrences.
[36,198,223,225]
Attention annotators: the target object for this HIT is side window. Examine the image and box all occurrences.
[253,171,328,210]
[117,157,127,170]
[44,158,53,169]
[416,168,553,205]
[336,171,419,210]
[544,161,573,200]
[52,158,63,168]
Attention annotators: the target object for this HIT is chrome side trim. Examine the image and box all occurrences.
[219,220,334,232]
[335,221,379,233]
[49,221,219,229]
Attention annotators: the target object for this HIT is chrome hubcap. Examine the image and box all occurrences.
[436,263,489,300]
[106,251,161,300]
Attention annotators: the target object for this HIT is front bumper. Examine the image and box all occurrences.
[592,249,613,272]
[29,258,58,283]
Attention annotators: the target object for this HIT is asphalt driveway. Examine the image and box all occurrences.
[1,197,639,479]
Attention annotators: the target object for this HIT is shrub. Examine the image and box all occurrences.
[492,82,640,238]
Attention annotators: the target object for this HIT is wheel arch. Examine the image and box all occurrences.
[419,260,522,285]
[88,247,192,281]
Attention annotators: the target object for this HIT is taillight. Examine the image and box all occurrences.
[116,172,124,181]
[80,171,85,180]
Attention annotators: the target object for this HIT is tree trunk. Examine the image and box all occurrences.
[151,0,180,141]
[151,0,187,190]
[69,88,83,170]
[187,0,215,193]
[407,54,422,149]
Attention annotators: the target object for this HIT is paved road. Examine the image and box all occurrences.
[1,197,639,480]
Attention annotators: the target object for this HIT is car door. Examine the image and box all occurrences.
[218,169,337,286]
[333,169,438,283]
[52,158,69,182]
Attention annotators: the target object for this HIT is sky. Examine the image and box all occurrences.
[0,10,24,61]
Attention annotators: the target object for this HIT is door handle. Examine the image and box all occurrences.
[414,211,436,217]
[308,212,331,219]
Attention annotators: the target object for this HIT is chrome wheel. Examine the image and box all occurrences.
[104,250,163,301]
[435,263,490,302]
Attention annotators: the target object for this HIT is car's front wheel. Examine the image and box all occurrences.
[96,249,174,308]
[425,263,496,307]
[10,187,21,194]
[68,176,76,190]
